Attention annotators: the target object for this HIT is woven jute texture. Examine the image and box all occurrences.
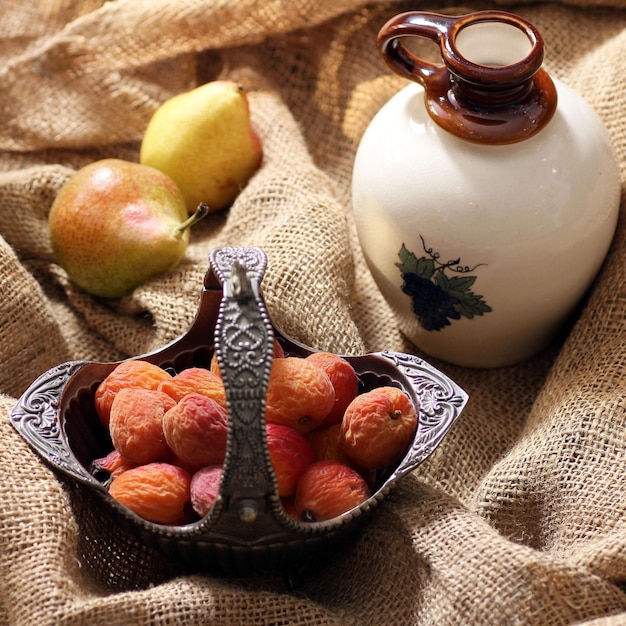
[1,0,626,624]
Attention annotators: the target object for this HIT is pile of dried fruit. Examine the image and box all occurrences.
[91,346,418,525]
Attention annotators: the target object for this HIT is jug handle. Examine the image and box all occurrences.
[377,12,456,90]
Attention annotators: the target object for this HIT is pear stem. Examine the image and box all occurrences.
[176,202,210,235]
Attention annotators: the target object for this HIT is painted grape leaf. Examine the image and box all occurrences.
[397,240,492,331]
[454,291,492,318]
[396,244,435,280]
[437,274,476,293]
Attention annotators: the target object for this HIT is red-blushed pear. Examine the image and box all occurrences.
[139,81,263,213]
[48,159,207,299]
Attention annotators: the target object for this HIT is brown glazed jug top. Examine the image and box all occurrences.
[377,10,558,144]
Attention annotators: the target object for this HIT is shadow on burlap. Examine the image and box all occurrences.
[0,0,626,624]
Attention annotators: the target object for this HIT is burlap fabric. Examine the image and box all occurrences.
[1,0,626,623]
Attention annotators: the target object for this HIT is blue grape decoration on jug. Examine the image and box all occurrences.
[396,238,492,331]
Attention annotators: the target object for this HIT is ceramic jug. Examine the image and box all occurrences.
[352,10,620,368]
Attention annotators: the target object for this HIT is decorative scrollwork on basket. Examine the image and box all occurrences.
[381,351,468,476]
[10,361,87,477]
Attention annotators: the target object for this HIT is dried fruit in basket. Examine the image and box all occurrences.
[158,367,227,407]
[295,460,371,522]
[305,352,359,428]
[308,424,352,465]
[94,360,173,427]
[190,465,223,518]
[108,462,191,525]
[340,386,418,469]
[91,449,136,479]
[162,393,229,469]
[97,353,418,526]
[264,357,335,434]
[109,388,175,465]
[266,423,315,497]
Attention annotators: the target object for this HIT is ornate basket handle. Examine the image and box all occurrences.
[207,247,281,530]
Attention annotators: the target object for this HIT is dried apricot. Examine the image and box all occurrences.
[340,386,418,469]
[308,424,352,465]
[95,360,172,427]
[295,460,370,522]
[266,423,314,497]
[305,352,359,427]
[108,462,191,525]
[265,357,335,434]
[158,367,226,407]
[162,393,228,469]
[190,464,223,518]
[91,449,135,478]
[157,448,199,476]
[109,388,175,464]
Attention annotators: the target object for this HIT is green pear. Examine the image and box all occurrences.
[48,158,207,299]
[139,80,263,213]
